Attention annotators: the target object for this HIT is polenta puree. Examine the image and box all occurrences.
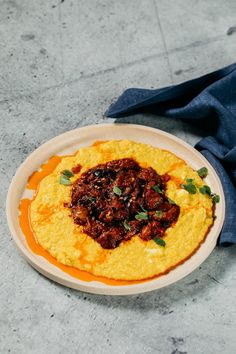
[25,140,214,281]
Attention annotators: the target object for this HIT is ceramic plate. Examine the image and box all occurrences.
[6,124,225,295]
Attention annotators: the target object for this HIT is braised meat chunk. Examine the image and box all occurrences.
[70,158,180,249]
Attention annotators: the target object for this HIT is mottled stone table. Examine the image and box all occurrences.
[1,1,236,353]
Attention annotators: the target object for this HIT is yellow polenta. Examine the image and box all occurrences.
[30,140,214,280]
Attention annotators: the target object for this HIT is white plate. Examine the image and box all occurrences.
[6,124,225,295]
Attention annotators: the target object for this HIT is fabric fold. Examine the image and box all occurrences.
[106,63,236,245]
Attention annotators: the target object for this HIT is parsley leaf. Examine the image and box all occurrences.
[135,212,148,220]
[59,175,72,186]
[61,169,74,178]
[152,185,163,194]
[197,167,208,178]
[199,185,211,195]
[113,186,122,196]
[153,237,166,247]
[123,220,131,231]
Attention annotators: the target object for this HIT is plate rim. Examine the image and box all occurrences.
[6,123,225,295]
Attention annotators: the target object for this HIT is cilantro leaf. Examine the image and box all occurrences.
[152,185,163,194]
[167,197,176,205]
[153,237,166,247]
[88,197,96,203]
[135,212,148,220]
[123,220,131,231]
[162,221,170,228]
[61,169,74,178]
[197,167,208,178]
[59,175,72,186]
[140,205,147,212]
[113,186,122,196]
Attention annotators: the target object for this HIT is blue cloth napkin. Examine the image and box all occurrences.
[106,63,236,246]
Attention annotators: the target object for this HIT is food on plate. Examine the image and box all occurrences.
[27,140,217,281]
[71,158,180,249]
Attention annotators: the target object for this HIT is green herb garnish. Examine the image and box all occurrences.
[113,186,122,196]
[212,194,220,204]
[88,197,96,203]
[61,169,74,178]
[197,167,208,178]
[199,185,220,203]
[162,221,170,228]
[123,220,131,231]
[135,212,148,220]
[199,185,211,195]
[186,178,194,183]
[153,237,166,247]
[181,182,197,194]
[167,197,176,205]
[59,169,74,186]
[152,185,163,194]
[155,210,163,218]
[140,205,147,212]
[59,175,72,186]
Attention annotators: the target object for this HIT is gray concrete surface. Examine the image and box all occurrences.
[1,0,236,353]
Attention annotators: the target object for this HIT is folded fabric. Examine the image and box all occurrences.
[106,63,236,246]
